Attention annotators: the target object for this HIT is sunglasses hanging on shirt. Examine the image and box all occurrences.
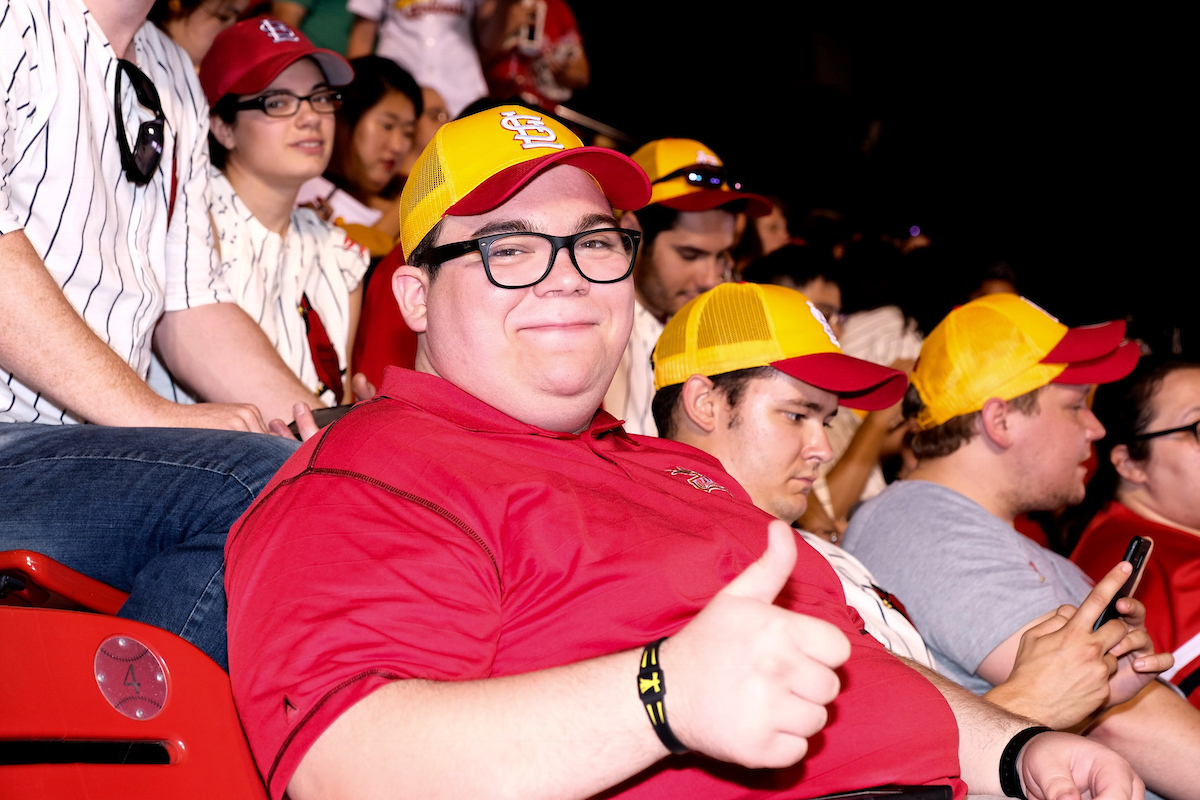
[114,59,166,185]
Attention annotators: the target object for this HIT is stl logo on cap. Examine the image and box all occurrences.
[695,150,721,167]
[807,301,840,347]
[259,19,300,43]
[499,111,566,151]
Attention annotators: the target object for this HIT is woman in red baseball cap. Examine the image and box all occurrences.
[153,18,366,407]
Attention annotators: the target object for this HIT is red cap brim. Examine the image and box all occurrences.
[447,147,652,217]
[1051,339,1140,385]
[658,189,773,217]
[208,49,353,107]
[1043,319,1127,363]
[770,352,909,410]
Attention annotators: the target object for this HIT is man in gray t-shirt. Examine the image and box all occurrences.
[847,480,1093,694]
[845,293,1200,799]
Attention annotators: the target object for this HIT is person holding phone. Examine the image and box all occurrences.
[844,294,1200,800]
[1071,358,1200,710]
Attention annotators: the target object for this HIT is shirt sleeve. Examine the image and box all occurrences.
[159,45,230,310]
[0,15,30,236]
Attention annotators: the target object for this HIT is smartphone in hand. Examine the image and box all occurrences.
[1093,535,1153,632]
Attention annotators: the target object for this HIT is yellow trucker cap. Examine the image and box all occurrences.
[912,293,1139,430]
[653,282,907,410]
[399,105,651,258]
[631,138,772,216]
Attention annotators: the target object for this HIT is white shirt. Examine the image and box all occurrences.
[346,0,487,118]
[838,305,923,367]
[604,298,663,436]
[800,530,936,668]
[0,0,225,424]
[150,170,368,407]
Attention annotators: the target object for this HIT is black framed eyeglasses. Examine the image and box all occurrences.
[424,228,641,289]
[1131,419,1200,444]
[652,164,743,192]
[233,89,343,118]
[114,59,165,186]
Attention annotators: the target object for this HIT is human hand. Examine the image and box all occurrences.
[299,196,335,222]
[352,372,377,403]
[268,403,321,441]
[1103,591,1174,708]
[146,399,269,434]
[662,520,850,768]
[1018,730,1143,800]
[993,562,1149,729]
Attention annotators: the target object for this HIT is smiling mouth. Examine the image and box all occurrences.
[522,321,598,331]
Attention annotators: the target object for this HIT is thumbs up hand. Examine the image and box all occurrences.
[660,520,851,768]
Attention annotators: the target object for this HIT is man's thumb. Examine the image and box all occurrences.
[720,520,798,604]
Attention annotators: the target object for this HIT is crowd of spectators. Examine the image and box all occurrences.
[2,1,1197,798]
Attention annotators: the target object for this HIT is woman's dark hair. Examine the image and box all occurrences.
[741,243,839,290]
[340,56,423,131]
[1061,356,1199,551]
[208,95,240,169]
[148,0,206,28]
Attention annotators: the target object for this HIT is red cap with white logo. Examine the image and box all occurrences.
[199,18,354,108]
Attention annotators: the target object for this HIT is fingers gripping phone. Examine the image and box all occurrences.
[1092,535,1153,632]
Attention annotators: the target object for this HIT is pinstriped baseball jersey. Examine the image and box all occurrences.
[148,168,368,407]
[0,0,227,424]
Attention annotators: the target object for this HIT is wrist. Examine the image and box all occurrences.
[637,638,689,755]
[1000,725,1053,799]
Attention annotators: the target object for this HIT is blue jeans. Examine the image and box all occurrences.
[0,423,298,670]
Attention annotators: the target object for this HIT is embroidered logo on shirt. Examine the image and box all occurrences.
[259,19,300,43]
[666,467,730,494]
[500,111,566,151]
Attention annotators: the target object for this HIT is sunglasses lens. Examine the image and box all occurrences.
[133,121,164,177]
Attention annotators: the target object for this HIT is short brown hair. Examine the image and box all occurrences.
[907,384,1043,459]
[652,366,775,439]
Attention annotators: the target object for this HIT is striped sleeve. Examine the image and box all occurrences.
[147,25,229,311]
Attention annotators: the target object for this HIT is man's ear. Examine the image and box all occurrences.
[1111,443,1148,485]
[680,374,720,434]
[979,396,1016,449]
[210,113,236,151]
[393,264,430,333]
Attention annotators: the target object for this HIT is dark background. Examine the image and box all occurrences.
[566,6,1194,352]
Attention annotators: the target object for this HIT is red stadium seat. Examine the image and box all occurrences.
[0,551,267,799]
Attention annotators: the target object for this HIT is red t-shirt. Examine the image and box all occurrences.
[1072,501,1200,708]
[350,245,418,391]
[226,368,964,799]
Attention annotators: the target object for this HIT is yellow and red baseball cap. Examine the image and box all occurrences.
[200,18,353,108]
[653,282,907,410]
[631,138,772,217]
[399,105,651,258]
[912,293,1140,430]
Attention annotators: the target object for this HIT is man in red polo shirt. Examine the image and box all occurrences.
[225,105,1142,800]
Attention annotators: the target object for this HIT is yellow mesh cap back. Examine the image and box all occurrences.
[912,293,1068,430]
[654,283,842,390]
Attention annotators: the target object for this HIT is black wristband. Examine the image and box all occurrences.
[637,637,689,755]
[999,725,1053,799]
